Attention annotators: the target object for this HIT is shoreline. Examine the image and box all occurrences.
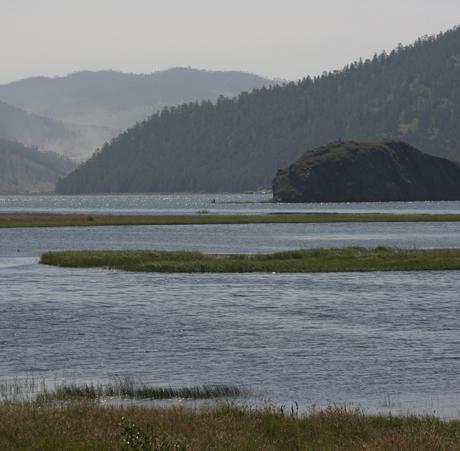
[2,212,460,228]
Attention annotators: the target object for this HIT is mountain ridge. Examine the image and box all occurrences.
[0,68,273,131]
[0,139,76,194]
[56,26,460,194]
[0,100,110,161]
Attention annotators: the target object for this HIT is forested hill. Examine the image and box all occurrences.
[57,26,460,194]
[0,139,75,194]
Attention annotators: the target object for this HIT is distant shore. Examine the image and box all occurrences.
[40,247,460,273]
[2,212,460,228]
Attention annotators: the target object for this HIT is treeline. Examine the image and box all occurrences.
[57,26,460,193]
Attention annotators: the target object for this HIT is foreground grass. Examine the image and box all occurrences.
[41,247,460,273]
[1,403,460,450]
[2,212,460,228]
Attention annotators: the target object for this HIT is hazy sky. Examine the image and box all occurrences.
[1,0,460,84]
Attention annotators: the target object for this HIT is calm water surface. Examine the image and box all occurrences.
[2,193,460,214]
[1,195,460,416]
[2,222,460,257]
[1,258,460,417]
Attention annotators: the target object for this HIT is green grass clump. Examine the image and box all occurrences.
[2,212,460,228]
[1,403,460,450]
[36,381,243,403]
[41,247,460,273]
[0,378,243,404]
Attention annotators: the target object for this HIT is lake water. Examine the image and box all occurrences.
[2,222,460,257]
[2,193,460,214]
[1,195,460,417]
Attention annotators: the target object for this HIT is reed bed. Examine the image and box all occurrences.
[0,377,47,403]
[37,382,243,403]
[0,378,243,404]
[41,247,460,273]
[2,211,460,228]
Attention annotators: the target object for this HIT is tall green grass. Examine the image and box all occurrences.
[0,378,243,404]
[1,403,460,450]
[36,381,243,403]
[41,247,460,273]
[2,212,460,228]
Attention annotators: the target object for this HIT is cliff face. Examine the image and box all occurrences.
[272,140,460,203]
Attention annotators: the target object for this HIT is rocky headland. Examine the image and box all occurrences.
[273,140,460,202]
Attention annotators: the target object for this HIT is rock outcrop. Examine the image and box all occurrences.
[272,140,460,202]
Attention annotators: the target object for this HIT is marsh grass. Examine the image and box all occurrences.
[41,247,460,273]
[0,378,47,403]
[36,381,243,403]
[2,379,460,449]
[1,403,460,450]
[2,212,460,228]
[0,378,243,404]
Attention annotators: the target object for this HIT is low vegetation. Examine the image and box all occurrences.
[37,383,242,403]
[41,247,460,273]
[1,379,460,449]
[0,378,242,404]
[2,212,460,228]
[1,403,460,450]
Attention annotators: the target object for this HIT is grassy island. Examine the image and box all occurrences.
[2,212,460,228]
[40,247,460,273]
[1,403,460,450]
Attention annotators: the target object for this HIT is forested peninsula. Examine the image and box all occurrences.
[57,27,460,194]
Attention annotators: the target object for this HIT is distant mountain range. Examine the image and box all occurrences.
[57,26,460,194]
[0,139,75,194]
[0,100,112,161]
[0,68,272,160]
